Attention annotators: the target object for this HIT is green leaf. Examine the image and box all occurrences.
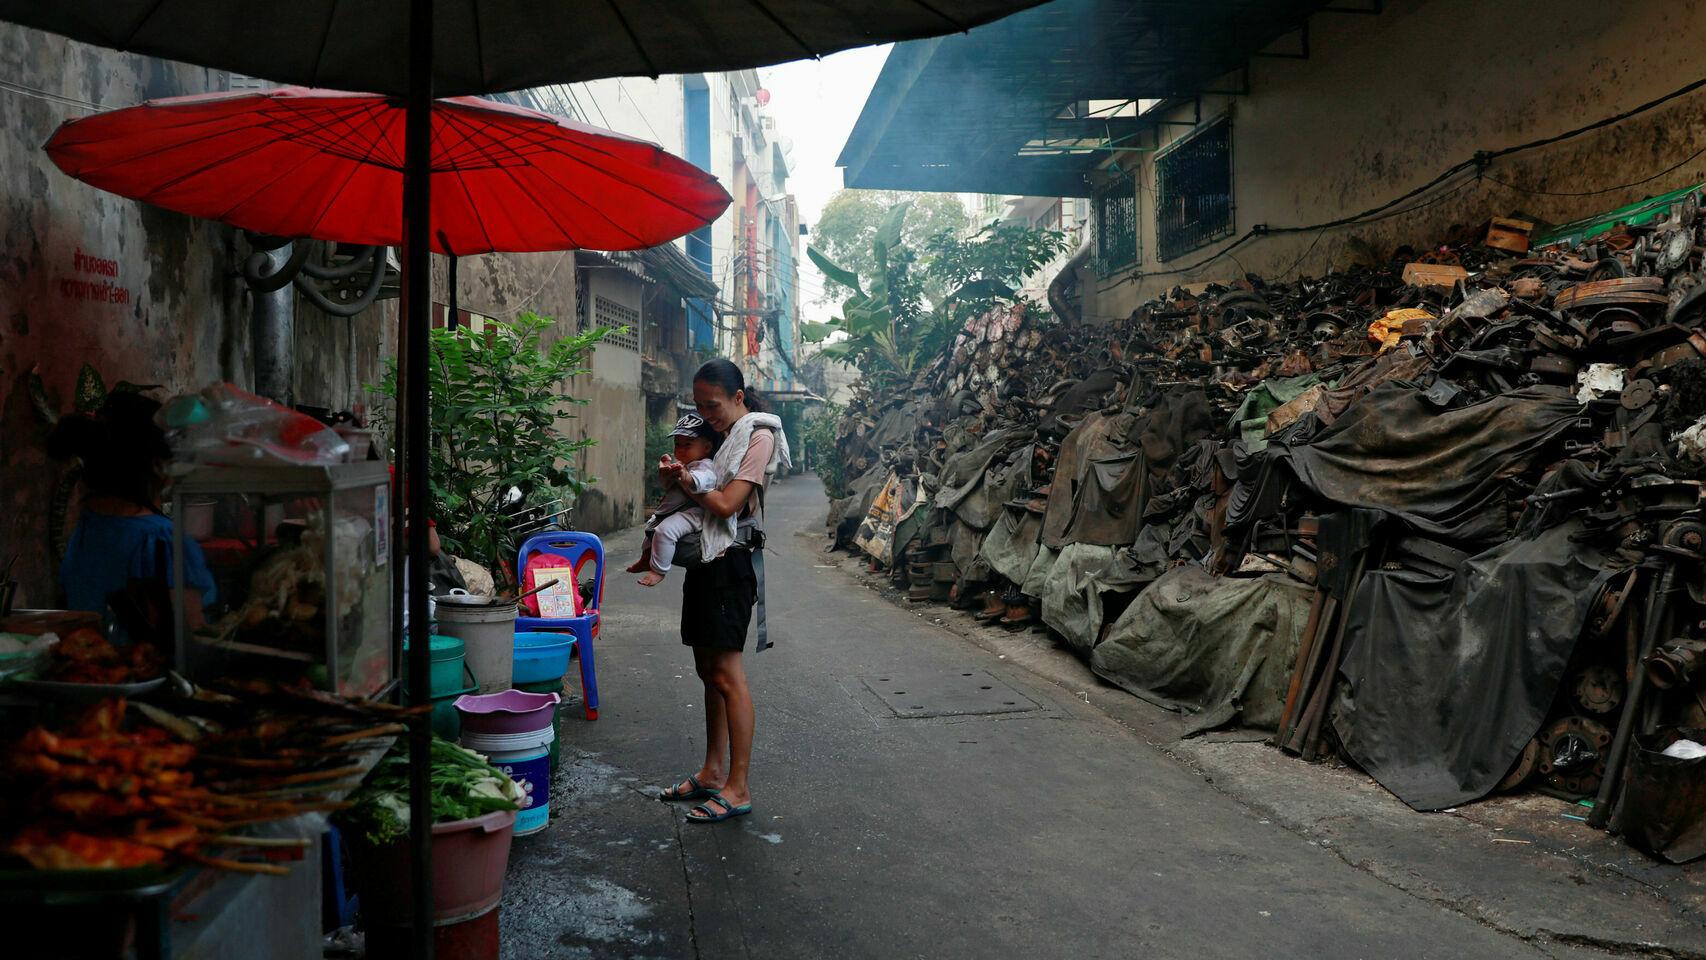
[74,363,106,413]
[874,201,910,251]
[801,320,840,343]
[807,246,864,296]
[25,369,57,425]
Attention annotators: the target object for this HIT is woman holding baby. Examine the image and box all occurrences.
[654,358,789,824]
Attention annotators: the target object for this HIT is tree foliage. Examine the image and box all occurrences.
[373,313,611,581]
[802,404,846,498]
[802,203,1069,389]
[811,190,972,302]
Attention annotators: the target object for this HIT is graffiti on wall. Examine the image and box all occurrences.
[60,246,131,304]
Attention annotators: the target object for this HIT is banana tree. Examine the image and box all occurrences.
[802,201,918,383]
[804,202,1068,385]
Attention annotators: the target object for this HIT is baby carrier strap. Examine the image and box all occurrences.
[751,483,771,652]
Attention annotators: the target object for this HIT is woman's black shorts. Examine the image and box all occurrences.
[681,549,757,651]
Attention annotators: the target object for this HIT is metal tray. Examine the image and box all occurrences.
[9,676,169,700]
[0,864,183,903]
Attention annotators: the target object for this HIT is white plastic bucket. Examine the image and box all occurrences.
[434,600,516,694]
[461,724,555,836]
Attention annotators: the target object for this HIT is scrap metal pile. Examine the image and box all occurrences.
[827,193,1706,859]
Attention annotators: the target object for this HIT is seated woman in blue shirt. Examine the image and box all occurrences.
[48,392,216,638]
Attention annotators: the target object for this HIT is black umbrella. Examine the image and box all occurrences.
[0,1,1048,97]
[0,2,1047,952]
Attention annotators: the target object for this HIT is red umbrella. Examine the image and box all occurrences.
[44,86,731,255]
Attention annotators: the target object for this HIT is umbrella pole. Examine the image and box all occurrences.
[404,0,435,956]
[447,252,459,331]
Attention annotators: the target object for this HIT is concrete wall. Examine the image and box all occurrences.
[1083,0,1706,317]
[0,25,396,607]
[429,249,653,536]
[570,266,647,532]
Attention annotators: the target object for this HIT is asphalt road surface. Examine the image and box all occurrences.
[500,476,1585,960]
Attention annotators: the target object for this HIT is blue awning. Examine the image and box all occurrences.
[839,0,1328,197]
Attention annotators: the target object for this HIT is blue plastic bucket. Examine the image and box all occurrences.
[461,723,555,836]
[456,690,559,836]
[512,632,574,685]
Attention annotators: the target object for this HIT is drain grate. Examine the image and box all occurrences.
[861,669,1039,719]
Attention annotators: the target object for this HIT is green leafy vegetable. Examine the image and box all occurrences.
[338,736,522,847]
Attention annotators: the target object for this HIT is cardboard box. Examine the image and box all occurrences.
[1402,262,1469,288]
[1485,217,1535,254]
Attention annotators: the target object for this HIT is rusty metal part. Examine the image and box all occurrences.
[1661,518,1706,550]
[1655,229,1694,274]
[1538,715,1614,796]
[1555,276,1668,312]
[1647,638,1706,690]
[1573,664,1626,715]
[1622,378,1657,409]
[1591,562,1679,828]
[1587,257,1629,281]
[1508,276,1545,301]
[1275,589,1328,745]
[1529,353,1577,378]
[1497,737,1544,793]
[1629,479,1704,518]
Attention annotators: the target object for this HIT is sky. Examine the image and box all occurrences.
[757,45,893,321]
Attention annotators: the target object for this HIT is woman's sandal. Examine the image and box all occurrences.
[685,795,752,824]
[659,774,720,802]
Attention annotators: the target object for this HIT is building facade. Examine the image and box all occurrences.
[529,71,806,397]
[840,0,1706,322]
[0,21,804,605]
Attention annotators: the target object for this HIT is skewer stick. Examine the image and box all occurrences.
[208,835,313,849]
[232,780,363,799]
[321,724,406,747]
[180,851,290,876]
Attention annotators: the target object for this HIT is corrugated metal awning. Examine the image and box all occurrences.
[838,0,1328,198]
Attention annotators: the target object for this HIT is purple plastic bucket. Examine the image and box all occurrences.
[452,689,560,737]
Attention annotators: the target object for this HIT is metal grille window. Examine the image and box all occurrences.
[1094,170,1138,273]
[593,295,640,351]
[1155,116,1234,262]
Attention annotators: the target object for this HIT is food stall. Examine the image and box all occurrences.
[0,393,408,958]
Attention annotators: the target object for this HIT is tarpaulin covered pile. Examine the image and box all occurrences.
[825,192,1706,854]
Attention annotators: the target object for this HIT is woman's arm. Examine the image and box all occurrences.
[688,478,757,519]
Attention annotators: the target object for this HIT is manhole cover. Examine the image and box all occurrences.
[860,669,1039,719]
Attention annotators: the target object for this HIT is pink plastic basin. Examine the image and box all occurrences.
[352,808,516,928]
[453,689,559,736]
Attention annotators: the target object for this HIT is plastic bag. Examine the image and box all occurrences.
[163,383,349,467]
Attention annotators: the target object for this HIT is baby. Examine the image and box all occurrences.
[628,414,720,587]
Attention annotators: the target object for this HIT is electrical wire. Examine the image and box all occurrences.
[614,78,664,144]
[0,77,102,111]
[1483,139,1706,198]
[577,83,614,130]
[484,250,575,318]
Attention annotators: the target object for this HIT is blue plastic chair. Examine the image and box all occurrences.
[515,531,604,720]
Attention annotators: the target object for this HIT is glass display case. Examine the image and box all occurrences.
[171,461,393,697]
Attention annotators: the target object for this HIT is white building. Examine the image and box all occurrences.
[504,72,805,396]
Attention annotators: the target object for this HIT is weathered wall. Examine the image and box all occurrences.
[570,267,647,532]
[1084,0,1706,317]
[0,25,394,606]
[434,251,647,535]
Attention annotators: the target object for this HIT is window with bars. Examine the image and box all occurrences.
[1155,115,1234,262]
[1094,170,1138,273]
[592,294,640,351]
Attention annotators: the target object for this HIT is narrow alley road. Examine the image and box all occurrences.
[500,477,1567,960]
